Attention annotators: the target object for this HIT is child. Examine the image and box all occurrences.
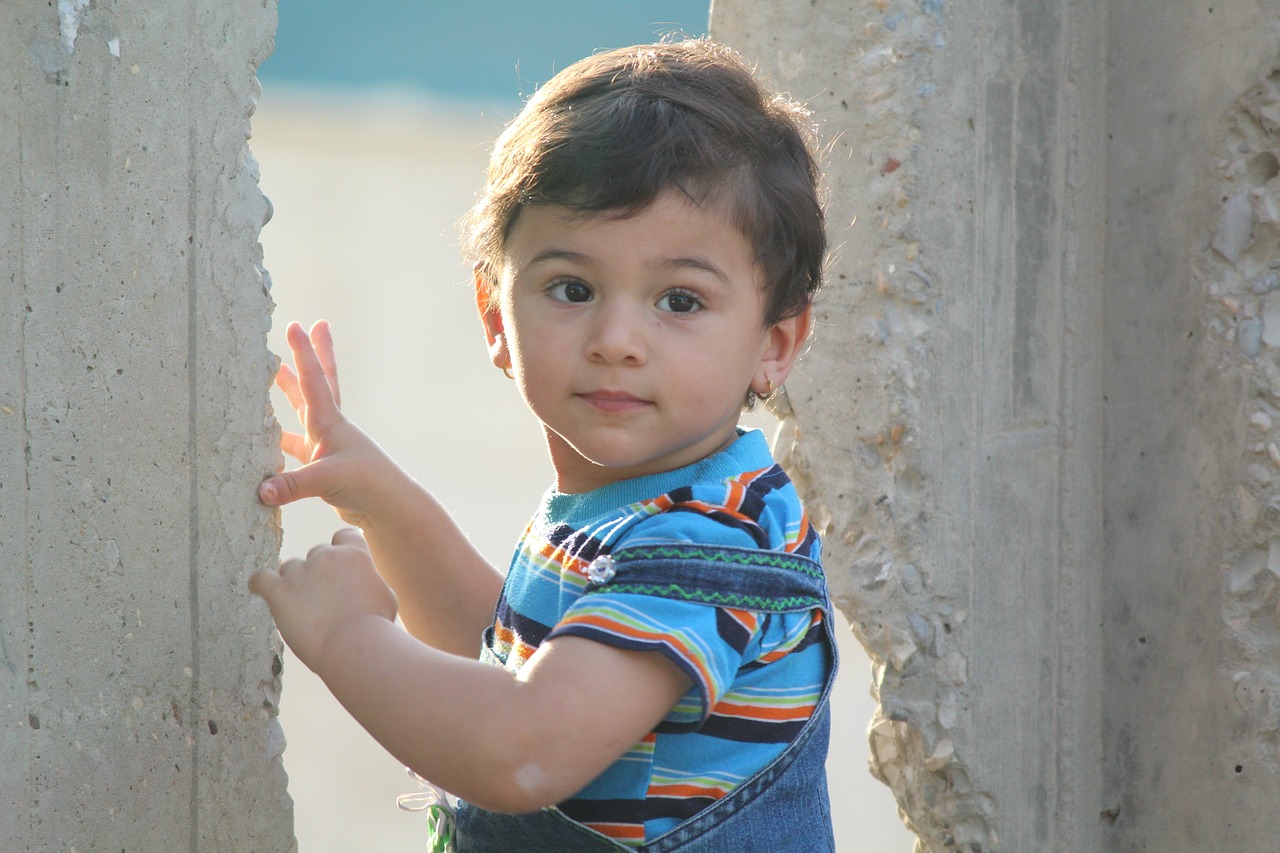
[250,37,837,852]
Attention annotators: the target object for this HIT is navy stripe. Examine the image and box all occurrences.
[559,794,719,826]
[545,522,607,563]
[643,795,719,822]
[714,608,753,655]
[739,622,827,673]
[557,797,640,823]
[750,465,792,497]
[666,504,769,549]
[493,599,552,648]
[698,713,807,743]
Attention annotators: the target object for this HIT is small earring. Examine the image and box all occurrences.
[493,331,513,379]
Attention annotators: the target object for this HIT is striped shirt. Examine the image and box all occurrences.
[481,430,830,846]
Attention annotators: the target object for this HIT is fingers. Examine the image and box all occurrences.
[302,528,365,560]
[248,566,280,598]
[280,430,309,464]
[259,468,318,507]
[310,320,342,409]
[285,321,342,431]
[331,527,366,548]
[250,554,306,598]
[275,362,303,412]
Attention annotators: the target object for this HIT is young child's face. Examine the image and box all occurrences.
[481,189,804,493]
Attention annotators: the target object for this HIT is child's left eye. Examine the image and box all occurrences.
[658,290,702,314]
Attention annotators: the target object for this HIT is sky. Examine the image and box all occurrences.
[259,1,711,109]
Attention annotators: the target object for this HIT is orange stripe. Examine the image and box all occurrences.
[559,613,714,689]
[535,539,589,575]
[585,822,645,841]
[725,478,745,512]
[712,701,816,721]
[492,625,536,663]
[725,608,758,633]
[738,466,770,498]
[681,499,753,525]
[785,513,810,553]
[649,783,729,799]
[642,494,675,513]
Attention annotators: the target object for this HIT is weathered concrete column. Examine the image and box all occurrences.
[1,3,292,850]
[714,0,1280,849]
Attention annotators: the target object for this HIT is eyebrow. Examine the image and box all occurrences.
[525,248,731,285]
[526,248,589,267]
[662,255,731,284]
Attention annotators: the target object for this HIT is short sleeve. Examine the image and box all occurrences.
[547,592,750,724]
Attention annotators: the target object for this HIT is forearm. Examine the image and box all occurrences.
[358,471,505,657]
[261,571,692,814]
[314,615,571,812]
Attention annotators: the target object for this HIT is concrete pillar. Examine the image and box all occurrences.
[713,0,1280,849]
[2,3,292,850]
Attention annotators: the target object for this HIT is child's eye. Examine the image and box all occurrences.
[658,289,703,314]
[547,278,593,303]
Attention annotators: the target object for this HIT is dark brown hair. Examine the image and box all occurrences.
[464,37,826,325]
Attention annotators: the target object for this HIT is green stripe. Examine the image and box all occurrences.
[721,691,820,707]
[594,582,820,612]
[615,544,824,578]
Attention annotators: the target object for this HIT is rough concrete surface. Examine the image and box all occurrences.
[1107,4,1280,849]
[2,2,293,851]
[713,0,1280,849]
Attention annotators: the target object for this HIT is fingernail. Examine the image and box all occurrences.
[259,480,277,504]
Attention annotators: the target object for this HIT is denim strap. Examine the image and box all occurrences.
[581,542,828,614]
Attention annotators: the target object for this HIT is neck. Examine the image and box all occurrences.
[542,426,742,495]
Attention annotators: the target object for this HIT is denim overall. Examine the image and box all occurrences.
[454,542,839,853]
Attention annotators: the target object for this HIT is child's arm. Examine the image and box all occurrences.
[250,529,691,812]
[260,321,503,657]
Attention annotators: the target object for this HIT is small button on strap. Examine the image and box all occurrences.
[584,554,618,585]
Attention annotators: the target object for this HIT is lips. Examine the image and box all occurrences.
[578,390,651,413]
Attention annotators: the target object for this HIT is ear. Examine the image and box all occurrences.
[474,263,511,370]
[752,304,813,397]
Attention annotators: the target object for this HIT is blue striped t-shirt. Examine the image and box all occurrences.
[480,429,831,846]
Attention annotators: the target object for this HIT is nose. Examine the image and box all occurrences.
[586,300,647,366]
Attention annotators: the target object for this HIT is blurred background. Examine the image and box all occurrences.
[252,2,916,850]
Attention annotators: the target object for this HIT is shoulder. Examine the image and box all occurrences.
[619,462,818,557]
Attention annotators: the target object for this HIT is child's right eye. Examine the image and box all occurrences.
[547,279,593,303]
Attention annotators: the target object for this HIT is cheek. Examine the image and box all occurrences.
[662,356,744,403]
[508,325,574,389]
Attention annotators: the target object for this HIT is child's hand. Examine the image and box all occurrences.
[249,527,398,669]
[260,320,397,526]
